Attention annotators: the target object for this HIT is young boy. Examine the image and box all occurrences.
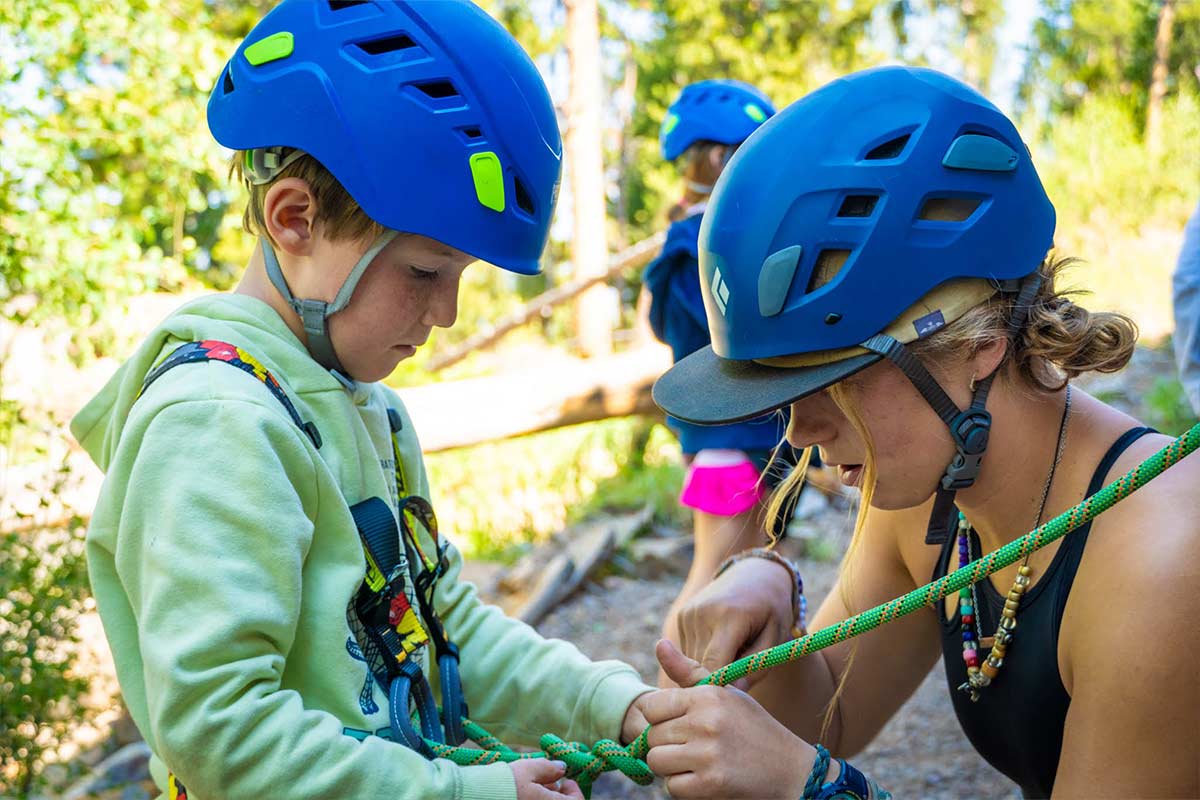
[71,3,652,798]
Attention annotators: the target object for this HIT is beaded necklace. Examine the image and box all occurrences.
[957,387,1072,701]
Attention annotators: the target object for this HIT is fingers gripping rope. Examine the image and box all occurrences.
[421,424,1199,796]
[425,721,653,797]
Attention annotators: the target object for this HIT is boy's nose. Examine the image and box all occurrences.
[424,280,460,329]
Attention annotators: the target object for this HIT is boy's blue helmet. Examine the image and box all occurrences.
[655,66,1055,426]
[660,79,776,162]
[208,0,561,277]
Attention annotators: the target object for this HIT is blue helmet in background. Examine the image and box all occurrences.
[208,0,561,277]
[659,79,776,162]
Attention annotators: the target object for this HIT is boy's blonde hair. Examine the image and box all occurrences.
[230,150,384,245]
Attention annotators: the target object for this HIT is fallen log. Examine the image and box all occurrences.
[403,345,672,453]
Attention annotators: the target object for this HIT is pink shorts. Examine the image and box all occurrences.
[679,449,765,516]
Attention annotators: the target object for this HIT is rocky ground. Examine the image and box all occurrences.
[534,522,1020,800]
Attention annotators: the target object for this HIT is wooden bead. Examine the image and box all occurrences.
[1018,565,1033,577]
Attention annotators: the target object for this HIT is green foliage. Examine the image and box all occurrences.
[0,525,89,798]
[1023,0,1200,126]
[1143,376,1199,436]
[0,391,90,797]
[0,1,261,332]
[1029,89,1200,332]
[426,417,685,561]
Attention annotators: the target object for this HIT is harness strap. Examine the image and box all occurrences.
[139,340,322,449]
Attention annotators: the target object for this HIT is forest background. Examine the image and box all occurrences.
[2,0,1199,795]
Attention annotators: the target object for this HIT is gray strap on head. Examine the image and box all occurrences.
[260,229,400,376]
[881,270,1042,544]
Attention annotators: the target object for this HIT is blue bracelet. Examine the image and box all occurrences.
[809,756,893,800]
[802,743,831,798]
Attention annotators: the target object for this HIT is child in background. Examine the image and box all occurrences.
[643,80,830,687]
[71,3,653,798]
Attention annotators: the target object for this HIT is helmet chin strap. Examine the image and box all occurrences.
[859,273,1043,544]
[260,229,400,381]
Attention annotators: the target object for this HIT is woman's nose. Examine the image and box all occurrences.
[785,395,838,448]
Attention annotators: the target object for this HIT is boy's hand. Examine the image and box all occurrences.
[620,689,657,745]
[511,758,585,800]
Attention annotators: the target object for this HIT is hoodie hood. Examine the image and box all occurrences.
[71,293,344,473]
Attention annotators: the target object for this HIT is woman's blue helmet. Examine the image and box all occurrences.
[655,66,1056,512]
[208,0,561,277]
[660,79,776,162]
[655,66,1054,425]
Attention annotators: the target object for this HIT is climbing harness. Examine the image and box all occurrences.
[139,341,468,767]
[139,341,1199,797]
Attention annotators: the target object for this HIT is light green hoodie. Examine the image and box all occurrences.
[71,293,651,800]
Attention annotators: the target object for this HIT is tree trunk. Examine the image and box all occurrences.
[564,0,612,358]
[1146,0,1175,157]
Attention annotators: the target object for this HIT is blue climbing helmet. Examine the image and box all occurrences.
[654,66,1055,513]
[660,79,776,162]
[209,0,560,276]
[207,1,561,375]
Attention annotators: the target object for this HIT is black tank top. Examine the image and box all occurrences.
[933,427,1156,799]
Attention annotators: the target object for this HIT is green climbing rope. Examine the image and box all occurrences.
[423,422,1200,797]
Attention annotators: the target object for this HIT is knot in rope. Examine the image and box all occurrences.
[539,733,654,795]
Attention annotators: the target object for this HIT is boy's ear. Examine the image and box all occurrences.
[263,178,319,256]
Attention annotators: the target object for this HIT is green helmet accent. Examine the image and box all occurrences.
[243,31,294,67]
[661,112,680,136]
[469,151,506,213]
[743,102,767,123]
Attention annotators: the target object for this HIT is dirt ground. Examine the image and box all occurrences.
[531,537,1021,800]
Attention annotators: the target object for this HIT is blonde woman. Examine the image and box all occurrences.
[643,66,1200,799]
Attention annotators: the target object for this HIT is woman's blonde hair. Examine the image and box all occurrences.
[229,151,384,245]
[761,252,1138,739]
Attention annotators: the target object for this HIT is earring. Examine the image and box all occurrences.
[969,374,978,393]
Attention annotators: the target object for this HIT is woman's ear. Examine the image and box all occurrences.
[263,177,319,257]
[971,335,1009,385]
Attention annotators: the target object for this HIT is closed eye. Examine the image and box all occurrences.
[409,265,438,281]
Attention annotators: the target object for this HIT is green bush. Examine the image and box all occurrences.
[0,395,92,797]
[426,417,685,561]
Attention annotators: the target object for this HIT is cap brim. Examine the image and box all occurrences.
[653,346,881,425]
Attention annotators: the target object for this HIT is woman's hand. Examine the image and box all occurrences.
[511,759,585,800]
[676,557,796,683]
[643,640,818,799]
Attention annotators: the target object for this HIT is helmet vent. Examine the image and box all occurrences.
[836,194,878,218]
[415,80,460,99]
[222,67,235,95]
[356,34,418,55]
[329,0,369,10]
[514,175,535,216]
[918,196,981,222]
[459,126,483,141]
[807,249,851,294]
[864,134,911,160]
